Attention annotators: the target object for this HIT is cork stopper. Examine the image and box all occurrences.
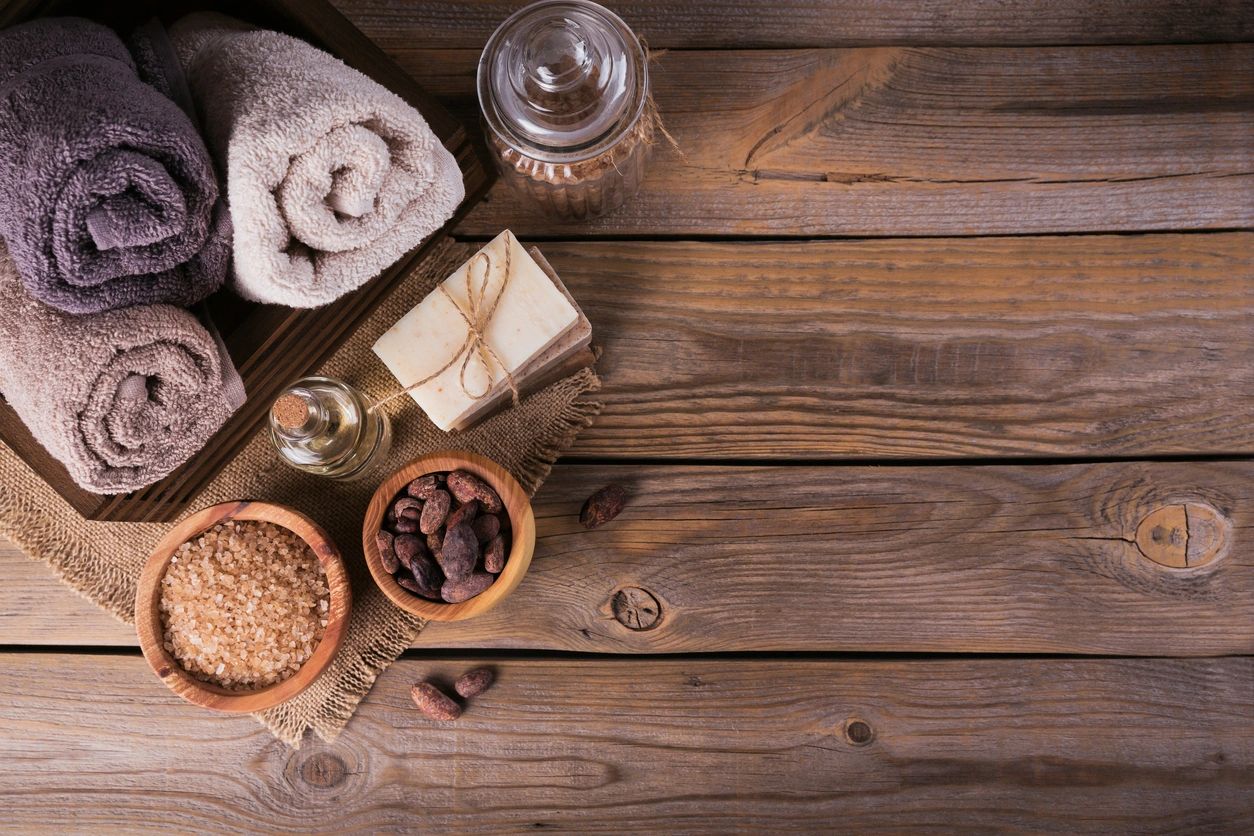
[271,393,310,430]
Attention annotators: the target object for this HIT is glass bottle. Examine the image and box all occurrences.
[478,0,653,220]
[269,376,391,480]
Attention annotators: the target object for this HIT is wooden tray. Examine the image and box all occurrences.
[0,0,493,522]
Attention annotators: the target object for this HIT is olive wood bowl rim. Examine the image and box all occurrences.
[135,501,352,714]
[362,449,536,621]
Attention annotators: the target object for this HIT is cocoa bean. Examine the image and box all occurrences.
[420,489,451,534]
[580,483,627,529]
[393,517,419,534]
[438,523,478,581]
[396,574,440,600]
[484,535,506,573]
[427,529,443,553]
[446,499,480,530]
[384,506,397,526]
[410,682,461,720]
[441,571,494,603]
[394,535,427,572]
[447,470,503,513]
[412,551,444,595]
[393,496,423,521]
[406,474,441,500]
[455,668,495,698]
[472,514,501,544]
[375,530,398,574]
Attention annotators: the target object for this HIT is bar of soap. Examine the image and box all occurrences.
[373,230,580,431]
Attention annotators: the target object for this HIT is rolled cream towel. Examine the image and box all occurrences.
[0,17,230,315]
[168,13,465,307]
[0,240,243,495]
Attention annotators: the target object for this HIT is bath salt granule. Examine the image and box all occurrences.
[158,520,330,691]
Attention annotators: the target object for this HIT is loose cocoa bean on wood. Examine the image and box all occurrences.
[442,571,494,603]
[484,535,506,574]
[406,474,441,500]
[447,470,503,513]
[446,499,480,530]
[455,668,494,698]
[411,682,461,720]
[438,523,478,581]
[472,514,500,544]
[581,483,627,529]
[375,530,398,574]
[420,489,451,534]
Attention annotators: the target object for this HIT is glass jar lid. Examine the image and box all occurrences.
[478,0,646,157]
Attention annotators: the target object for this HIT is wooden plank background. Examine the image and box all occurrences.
[1,0,1252,830]
[4,462,1253,654]
[343,0,1254,48]
[389,46,1254,237]
[1,654,1250,831]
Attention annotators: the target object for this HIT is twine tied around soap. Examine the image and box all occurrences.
[369,244,519,414]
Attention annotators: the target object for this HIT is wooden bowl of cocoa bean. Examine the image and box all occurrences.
[363,450,536,621]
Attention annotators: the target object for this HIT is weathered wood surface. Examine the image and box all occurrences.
[1,653,1249,832]
[556,233,1254,459]
[385,46,1254,237]
[5,461,1251,655]
[334,0,1254,49]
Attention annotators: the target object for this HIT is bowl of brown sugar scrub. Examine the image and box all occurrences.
[135,501,351,713]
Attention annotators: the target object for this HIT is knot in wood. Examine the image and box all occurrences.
[611,587,662,631]
[843,718,874,746]
[1135,502,1230,569]
[299,752,348,789]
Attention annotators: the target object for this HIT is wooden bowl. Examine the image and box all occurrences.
[135,501,352,713]
[363,450,536,621]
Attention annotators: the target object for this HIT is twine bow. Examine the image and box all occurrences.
[371,244,519,413]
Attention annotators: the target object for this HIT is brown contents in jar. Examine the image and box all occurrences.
[159,521,330,691]
[491,97,656,220]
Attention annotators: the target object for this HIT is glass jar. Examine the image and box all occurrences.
[269,376,391,481]
[477,0,653,220]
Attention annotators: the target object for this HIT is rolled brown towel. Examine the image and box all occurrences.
[0,240,242,494]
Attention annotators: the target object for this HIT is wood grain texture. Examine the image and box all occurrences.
[396,46,1254,237]
[332,0,1254,49]
[559,234,1252,458]
[5,461,1252,655]
[0,653,1250,831]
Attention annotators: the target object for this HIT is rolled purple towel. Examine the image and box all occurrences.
[0,17,229,314]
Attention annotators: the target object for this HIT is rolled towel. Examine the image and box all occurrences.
[0,240,243,495]
[168,13,464,307]
[0,17,230,315]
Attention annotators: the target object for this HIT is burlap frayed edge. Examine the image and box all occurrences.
[0,449,146,626]
[513,368,604,492]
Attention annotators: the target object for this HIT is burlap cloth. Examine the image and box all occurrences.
[0,237,602,746]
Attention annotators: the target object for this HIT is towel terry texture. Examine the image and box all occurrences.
[0,240,242,494]
[0,17,231,315]
[169,13,465,308]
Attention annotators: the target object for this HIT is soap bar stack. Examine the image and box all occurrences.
[373,230,592,431]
